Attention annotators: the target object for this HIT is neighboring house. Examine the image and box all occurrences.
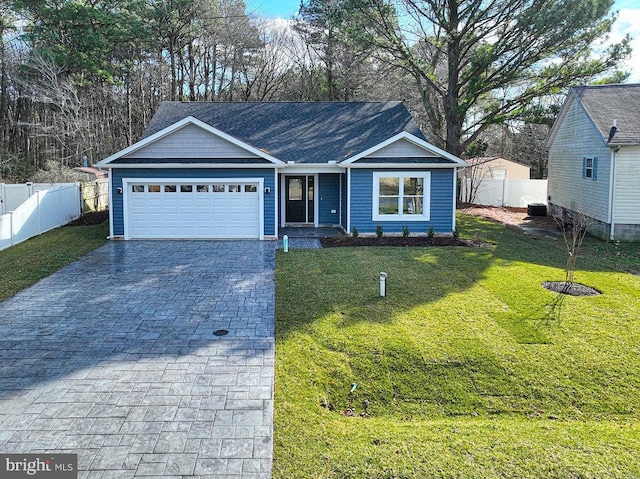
[95,101,468,240]
[546,84,640,241]
[460,157,531,180]
[74,167,108,181]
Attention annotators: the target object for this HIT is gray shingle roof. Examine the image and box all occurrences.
[572,84,640,145]
[140,101,426,163]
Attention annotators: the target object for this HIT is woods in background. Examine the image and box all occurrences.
[0,0,630,181]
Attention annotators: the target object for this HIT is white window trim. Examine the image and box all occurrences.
[372,171,430,222]
[583,156,597,180]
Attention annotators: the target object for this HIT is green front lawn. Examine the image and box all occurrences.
[274,214,640,478]
[0,221,109,302]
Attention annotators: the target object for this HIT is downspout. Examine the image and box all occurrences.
[608,146,619,241]
[274,168,279,238]
[346,167,351,234]
[606,119,619,241]
[107,167,114,239]
[452,167,458,233]
[339,172,343,228]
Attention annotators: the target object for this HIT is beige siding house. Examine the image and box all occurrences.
[460,157,531,180]
[546,84,640,241]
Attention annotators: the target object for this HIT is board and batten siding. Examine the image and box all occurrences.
[318,173,341,225]
[547,98,611,222]
[125,124,259,159]
[110,168,276,236]
[613,146,640,224]
[367,139,430,158]
[349,168,454,234]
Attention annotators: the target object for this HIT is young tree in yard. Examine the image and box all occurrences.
[545,209,593,320]
[347,0,630,156]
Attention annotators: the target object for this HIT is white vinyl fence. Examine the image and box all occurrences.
[460,178,548,208]
[0,183,81,251]
[0,182,55,215]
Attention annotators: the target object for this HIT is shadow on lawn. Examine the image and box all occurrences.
[274,214,634,416]
[276,214,599,342]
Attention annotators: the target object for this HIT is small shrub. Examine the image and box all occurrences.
[376,225,383,239]
[427,226,434,238]
[453,229,459,239]
[402,225,410,238]
[352,226,359,237]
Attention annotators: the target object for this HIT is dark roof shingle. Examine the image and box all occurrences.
[572,84,640,145]
[140,101,425,163]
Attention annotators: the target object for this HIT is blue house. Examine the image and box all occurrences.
[95,101,467,240]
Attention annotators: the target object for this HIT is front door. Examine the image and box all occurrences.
[285,176,315,223]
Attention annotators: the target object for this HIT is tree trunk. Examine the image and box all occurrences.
[444,0,463,157]
[169,38,177,101]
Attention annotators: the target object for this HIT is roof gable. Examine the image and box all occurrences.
[467,157,531,169]
[96,116,283,166]
[547,84,640,147]
[343,132,468,166]
[365,138,433,158]
[124,123,259,159]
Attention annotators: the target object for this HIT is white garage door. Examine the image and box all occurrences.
[125,180,262,239]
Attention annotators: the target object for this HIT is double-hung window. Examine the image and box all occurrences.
[372,172,430,221]
[583,156,597,180]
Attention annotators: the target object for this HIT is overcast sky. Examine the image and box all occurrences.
[246,0,640,82]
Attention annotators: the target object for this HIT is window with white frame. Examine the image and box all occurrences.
[583,156,597,180]
[372,172,430,221]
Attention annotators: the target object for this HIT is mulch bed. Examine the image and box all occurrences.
[320,236,491,248]
[65,210,109,226]
[542,281,601,296]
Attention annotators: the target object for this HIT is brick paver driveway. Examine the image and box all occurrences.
[0,240,275,478]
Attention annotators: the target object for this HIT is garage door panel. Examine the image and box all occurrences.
[126,180,261,239]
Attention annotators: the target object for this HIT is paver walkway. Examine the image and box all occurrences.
[0,240,275,479]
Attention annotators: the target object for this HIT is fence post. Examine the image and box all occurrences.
[79,181,85,215]
[59,185,63,225]
[501,177,507,207]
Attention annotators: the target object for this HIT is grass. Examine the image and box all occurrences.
[0,221,109,302]
[274,213,640,478]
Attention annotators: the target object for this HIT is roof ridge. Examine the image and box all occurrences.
[572,83,640,90]
[165,100,403,105]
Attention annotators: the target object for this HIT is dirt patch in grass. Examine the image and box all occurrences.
[320,236,490,248]
[542,281,601,296]
[460,203,558,231]
[65,210,109,226]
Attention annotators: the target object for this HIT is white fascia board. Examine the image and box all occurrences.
[97,163,278,169]
[96,116,285,166]
[348,162,463,169]
[341,131,469,166]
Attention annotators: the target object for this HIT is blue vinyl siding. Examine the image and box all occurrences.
[318,173,341,225]
[349,168,454,234]
[111,168,276,236]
